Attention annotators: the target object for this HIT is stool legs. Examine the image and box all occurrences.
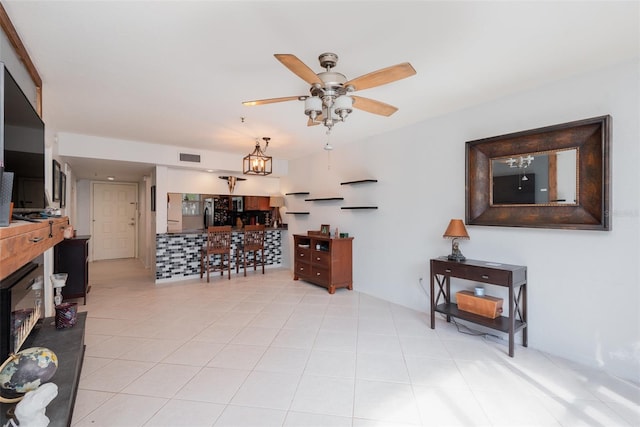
[236,248,264,277]
[201,251,230,281]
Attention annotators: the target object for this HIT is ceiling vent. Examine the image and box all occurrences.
[179,153,201,163]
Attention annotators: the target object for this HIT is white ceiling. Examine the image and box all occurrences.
[3,1,638,180]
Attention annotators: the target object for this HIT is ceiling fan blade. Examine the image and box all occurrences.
[275,54,322,85]
[345,62,416,91]
[352,96,398,117]
[242,96,301,106]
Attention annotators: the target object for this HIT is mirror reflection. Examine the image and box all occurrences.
[167,193,275,233]
[491,148,578,205]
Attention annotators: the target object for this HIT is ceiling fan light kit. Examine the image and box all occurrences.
[243,52,416,135]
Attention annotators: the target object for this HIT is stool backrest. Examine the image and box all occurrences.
[206,225,232,253]
[243,224,265,249]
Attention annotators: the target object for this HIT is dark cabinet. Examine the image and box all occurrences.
[54,235,91,304]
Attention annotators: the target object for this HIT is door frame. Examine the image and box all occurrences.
[90,181,139,262]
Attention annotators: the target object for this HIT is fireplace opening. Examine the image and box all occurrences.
[0,255,44,362]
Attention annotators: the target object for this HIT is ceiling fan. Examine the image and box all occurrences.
[242,52,416,133]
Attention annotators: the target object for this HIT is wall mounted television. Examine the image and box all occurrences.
[0,62,46,213]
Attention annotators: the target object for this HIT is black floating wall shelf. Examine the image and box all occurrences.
[341,206,378,210]
[340,179,378,185]
[285,211,310,215]
[285,192,310,195]
[305,197,344,201]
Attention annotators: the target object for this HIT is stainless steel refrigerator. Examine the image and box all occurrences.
[203,198,214,228]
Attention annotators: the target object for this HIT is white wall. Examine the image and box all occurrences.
[75,180,91,236]
[57,133,288,176]
[283,60,639,382]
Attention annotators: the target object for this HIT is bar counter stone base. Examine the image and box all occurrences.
[155,229,284,282]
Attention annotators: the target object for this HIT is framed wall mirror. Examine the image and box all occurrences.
[466,115,610,230]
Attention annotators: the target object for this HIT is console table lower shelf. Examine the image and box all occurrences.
[0,312,86,427]
[433,303,527,337]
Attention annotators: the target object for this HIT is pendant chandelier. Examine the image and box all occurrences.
[243,137,272,176]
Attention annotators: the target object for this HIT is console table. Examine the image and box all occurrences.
[430,257,527,357]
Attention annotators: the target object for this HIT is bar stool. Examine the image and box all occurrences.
[200,225,232,281]
[236,224,265,276]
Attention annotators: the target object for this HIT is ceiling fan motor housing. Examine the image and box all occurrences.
[318,52,339,69]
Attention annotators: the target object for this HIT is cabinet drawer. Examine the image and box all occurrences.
[295,247,310,260]
[311,266,330,285]
[0,226,50,278]
[432,260,511,285]
[294,261,311,278]
[311,250,330,267]
[51,221,67,243]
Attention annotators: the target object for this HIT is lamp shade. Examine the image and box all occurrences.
[443,219,469,239]
[269,196,284,208]
[334,95,353,116]
[304,96,322,116]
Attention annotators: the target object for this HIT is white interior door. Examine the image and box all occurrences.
[93,182,137,261]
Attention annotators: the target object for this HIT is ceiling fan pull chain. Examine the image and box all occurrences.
[325,133,333,170]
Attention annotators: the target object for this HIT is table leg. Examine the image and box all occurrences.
[445,276,451,323]
[509,285,515,357]
[522,283,528,347]
[430,273,435,329]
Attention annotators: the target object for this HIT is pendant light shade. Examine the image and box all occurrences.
[243,137,272,176]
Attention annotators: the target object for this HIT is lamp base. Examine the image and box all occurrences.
[447,253,466,262]
[447,239,466,262]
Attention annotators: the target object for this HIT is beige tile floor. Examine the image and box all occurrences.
[71,259,639,426]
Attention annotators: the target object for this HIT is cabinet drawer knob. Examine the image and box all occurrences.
[316,257,321,261]
[29,237,44,243]
[299,267,304,271]
[445,269,452,273]
[299,253,304,257]
[316,272,321,276]
[481,275,489,279]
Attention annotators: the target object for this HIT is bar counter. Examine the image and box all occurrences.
[155,227,285,282]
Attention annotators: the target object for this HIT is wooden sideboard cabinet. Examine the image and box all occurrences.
[293,234,353,294]
[430,257,527,357]
[54,235,91,304]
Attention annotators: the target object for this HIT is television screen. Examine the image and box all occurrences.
[1,64,46,212]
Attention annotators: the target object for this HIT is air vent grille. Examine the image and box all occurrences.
[179,153,201,163]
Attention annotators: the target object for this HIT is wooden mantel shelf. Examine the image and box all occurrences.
[0,217,68,280]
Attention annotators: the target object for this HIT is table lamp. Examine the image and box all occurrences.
[443,219,469,262]
[269,195,284,227]
[50,273,68,306]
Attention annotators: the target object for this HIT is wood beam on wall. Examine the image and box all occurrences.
[0,2,43,116]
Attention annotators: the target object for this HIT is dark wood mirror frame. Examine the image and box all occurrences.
[466,115,611,230]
